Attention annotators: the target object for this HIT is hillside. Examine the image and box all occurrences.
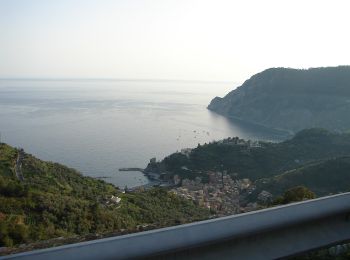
[208,66,350,133]
[146,128,350,206]
[0,143,209,249]
[255,156,350,197]
[3,129,350,253]
[148,129,350,181]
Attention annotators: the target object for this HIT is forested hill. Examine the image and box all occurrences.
[148,128,350,182]
[208,66,350,133]
[0,143,209,250]
[254,156,350,197]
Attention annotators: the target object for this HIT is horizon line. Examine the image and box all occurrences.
[0,77,236,84]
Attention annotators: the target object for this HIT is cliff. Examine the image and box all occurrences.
[208,66,350,133]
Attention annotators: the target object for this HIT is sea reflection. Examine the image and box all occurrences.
[0,79,289,187]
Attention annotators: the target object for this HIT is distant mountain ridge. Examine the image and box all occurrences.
[208,66,350,133]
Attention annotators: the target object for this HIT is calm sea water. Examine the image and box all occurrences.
[0,79,289,188]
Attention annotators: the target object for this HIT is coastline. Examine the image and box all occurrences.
[118,167,173,190]
[207,107,294,138]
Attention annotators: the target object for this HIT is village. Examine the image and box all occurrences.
[171,171,269,216]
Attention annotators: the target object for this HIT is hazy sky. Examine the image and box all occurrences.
[0,0,349,82]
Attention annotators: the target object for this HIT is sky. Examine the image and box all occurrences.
[0,0,349,82]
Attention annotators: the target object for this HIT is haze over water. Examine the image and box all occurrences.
[0,80,288,187]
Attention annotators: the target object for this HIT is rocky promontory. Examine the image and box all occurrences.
[208,66,350,133]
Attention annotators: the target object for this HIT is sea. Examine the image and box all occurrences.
[0,79,289,188]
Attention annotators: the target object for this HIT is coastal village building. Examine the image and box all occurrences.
[171,171,257,216]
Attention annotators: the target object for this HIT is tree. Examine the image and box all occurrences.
[277,186,316,204]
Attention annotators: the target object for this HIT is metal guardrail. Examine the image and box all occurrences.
[3,192,350,260]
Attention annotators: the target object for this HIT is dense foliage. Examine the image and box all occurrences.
[147,129,350,200]
[273,186,316,205]
[0,144,209,248]
[150,129,350,181]
[208,66,350,132]
[3,128,350,253]
[255,157,350,197]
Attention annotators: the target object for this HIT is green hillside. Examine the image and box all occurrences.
[208,66,350,132]
[148,129,350,181]
[0,143,209,248]
[255,156,350,197]
[3,128,350,252]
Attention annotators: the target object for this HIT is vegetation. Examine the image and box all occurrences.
[208,66,350,132]
[273,186,315,205]
[255,156,350,197]
[149,128,350,181]
[147,129,350,201]
[3,128,350,253]
[0,143,209,248]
